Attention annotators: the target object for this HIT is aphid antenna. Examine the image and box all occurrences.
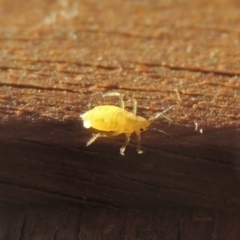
[148,105,174,123]
[149,127,174,139]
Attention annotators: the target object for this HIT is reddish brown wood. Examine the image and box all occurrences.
[0,0,240,239]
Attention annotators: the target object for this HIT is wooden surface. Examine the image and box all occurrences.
[1,203,240,240]
[0,0,240,239]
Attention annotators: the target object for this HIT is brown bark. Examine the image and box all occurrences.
[0,0,240,239]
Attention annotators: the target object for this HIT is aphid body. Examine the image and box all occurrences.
[80,93,172,155]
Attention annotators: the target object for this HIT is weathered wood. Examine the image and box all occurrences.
[1,203,240,240]
[1,122,240,210]
[0,0,240,238]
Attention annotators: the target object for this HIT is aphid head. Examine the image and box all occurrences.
[137,116,150,133]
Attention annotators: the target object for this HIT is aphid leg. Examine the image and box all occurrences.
[86,133,101,146]
[120,133,131,155]
[132,99,137,115]
[136,134,143,154]
[86,132,120,147]
[119,94,124,109]
[103,92,125,109]
[86,133,113,146]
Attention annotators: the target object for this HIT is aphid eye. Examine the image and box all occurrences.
[140,128,144,132]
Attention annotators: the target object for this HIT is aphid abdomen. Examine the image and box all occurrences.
[109,110,137,134]
[81,105,135,133]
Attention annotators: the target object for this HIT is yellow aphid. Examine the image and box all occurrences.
[80,93,173,155]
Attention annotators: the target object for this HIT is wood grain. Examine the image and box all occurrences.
[0,0,240,239]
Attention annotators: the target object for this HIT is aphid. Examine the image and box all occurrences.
[80,93,173,155]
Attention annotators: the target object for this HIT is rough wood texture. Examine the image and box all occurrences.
[0,0,240,239]
[1,203,240,240]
